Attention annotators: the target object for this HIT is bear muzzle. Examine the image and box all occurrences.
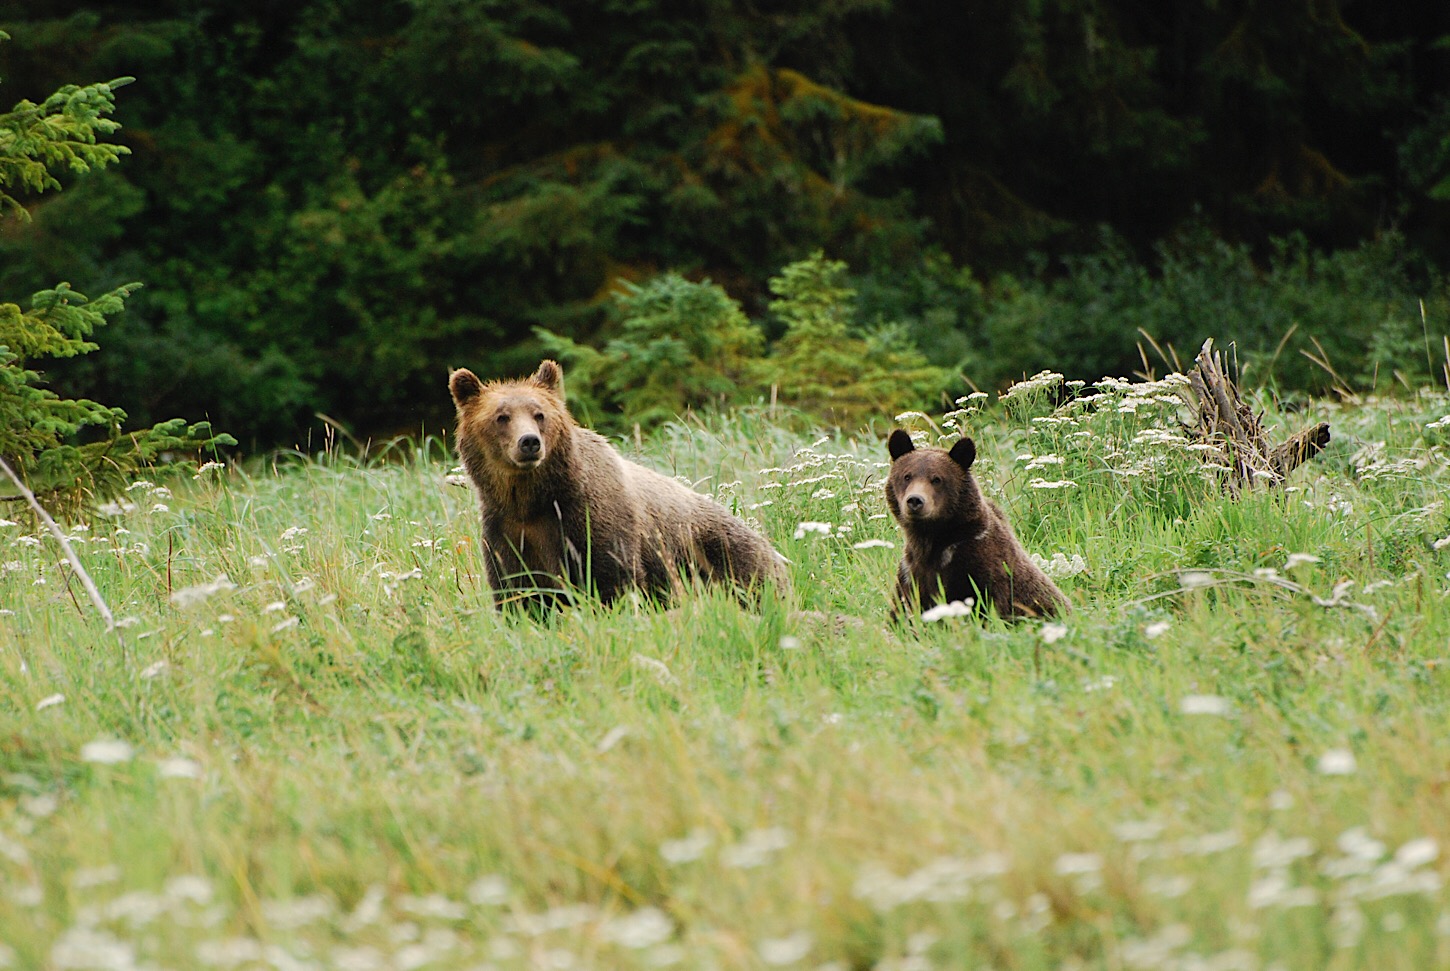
[900,489,935,520]
[510,433,545,467]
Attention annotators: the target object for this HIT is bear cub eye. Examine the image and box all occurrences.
[496,413,510,425]
[902,473,913,483]
[534,413,545,422]
[931,475,942,485]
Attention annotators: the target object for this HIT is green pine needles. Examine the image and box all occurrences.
[1,32,233,510]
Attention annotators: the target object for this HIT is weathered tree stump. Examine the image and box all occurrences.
[1183,338,1331,493]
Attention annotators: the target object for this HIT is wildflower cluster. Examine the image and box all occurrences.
[758,437,897,555]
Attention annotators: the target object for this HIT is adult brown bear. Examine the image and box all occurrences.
[450,360,789,610]
[885,430,1068,621]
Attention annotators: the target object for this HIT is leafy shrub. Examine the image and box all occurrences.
[538,253,954,432]
[537,273,768,428]
[952,225,1450,395]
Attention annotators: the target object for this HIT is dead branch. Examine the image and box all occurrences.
[1181,338,1331,493]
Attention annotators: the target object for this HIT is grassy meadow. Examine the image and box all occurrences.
[3,373,1450,970]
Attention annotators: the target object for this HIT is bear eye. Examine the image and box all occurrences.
[534,412,545,422]
[902,473,913,483]
[495,413,510,425]
[931,475,942,485]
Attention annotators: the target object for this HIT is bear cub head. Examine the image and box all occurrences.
[449,359,568,471]
[885,429,983,525]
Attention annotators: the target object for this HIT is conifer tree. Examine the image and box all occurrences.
[0,31,233,510]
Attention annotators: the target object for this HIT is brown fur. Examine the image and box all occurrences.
[884,429,1068,621]
[450,360,789,610]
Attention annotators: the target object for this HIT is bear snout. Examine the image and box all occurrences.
[900,490,935,519]
[510,432,545,466]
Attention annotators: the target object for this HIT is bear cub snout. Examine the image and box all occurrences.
[885,429,1068,621]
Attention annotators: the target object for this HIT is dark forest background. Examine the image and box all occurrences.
[4,1,1450,448]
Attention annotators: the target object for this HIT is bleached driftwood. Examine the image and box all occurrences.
[1183,338,1331,493]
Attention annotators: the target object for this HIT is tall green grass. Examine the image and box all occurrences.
[2,377,1450,969]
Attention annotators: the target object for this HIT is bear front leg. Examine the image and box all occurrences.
[891,560,921,621]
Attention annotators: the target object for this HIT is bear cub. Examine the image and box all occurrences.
[450,359,789,610]
[885,429,1067,621]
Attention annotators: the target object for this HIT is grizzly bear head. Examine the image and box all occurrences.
[885,429,983,525]
[450,360,569,471]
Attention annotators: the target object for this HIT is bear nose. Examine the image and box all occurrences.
[518,434,541,456]
[905,495,924,513]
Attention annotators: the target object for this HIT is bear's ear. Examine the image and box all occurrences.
[949,437,976,470]
[449,368,483,406]
[888,429,916,461]
[532,359,564,395]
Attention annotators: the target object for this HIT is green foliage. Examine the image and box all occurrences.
[943,227,1450,395]
[537,273,766,428]
[0,53,133,221]
[764,252,953,427]
[0,38,234,508]
[539,254,954,432]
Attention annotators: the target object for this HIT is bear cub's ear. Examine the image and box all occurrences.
[948,437,976,470]
[888,429,916,461]
[532,360,564,395]
[449,368,483,406]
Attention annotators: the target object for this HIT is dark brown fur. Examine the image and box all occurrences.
[885,430,1068,621]
[450,360,789,610]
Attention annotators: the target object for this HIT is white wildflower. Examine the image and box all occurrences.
[1253,831,1316,868]
[1395,838,1439,870]
[270,617,300,633]
[1113,820,1163,842]
[1144,620,1171,639]
[1180,694,1231,716]
[467,875,509,906]
[851,539,894,550]
[921,599,975,622]
[660,830,712,865]
[1318,749,1357,775]
[81,739,134,764]
[1027,478,1077,490]
[1053,852,1103,875]
[1039,551,1087,578]
[758,932,812,966]
[604,907,673,949]
[169,574,236,608]
[1179,571,1214,590]
[399,894,467,920]
[793,521,833,539]
[36,693,64,711]
[1040,622,1068,643]
[1285,552,1322,570]
[157,757,203,780]
[721,827,791,869]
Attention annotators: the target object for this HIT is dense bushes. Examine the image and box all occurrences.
[541,253,954,432]
[866,228,1450,396]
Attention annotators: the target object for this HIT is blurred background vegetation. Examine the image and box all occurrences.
[3,1,1450,449]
